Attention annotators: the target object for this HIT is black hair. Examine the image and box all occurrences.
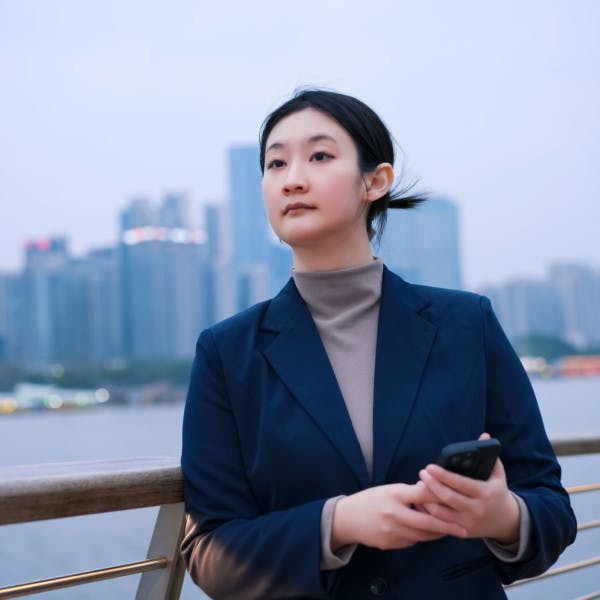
[259,89,426,242]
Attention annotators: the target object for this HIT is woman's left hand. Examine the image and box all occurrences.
[417,433,521,544]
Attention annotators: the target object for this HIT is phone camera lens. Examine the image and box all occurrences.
[461,458,474,470]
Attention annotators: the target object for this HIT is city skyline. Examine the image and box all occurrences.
[4,188,598,289]
[1,2,599,290]
[1,188,597,370]
[5,188,599,294]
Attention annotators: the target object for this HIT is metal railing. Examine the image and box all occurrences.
[0,436,599,599]
[0,458,185,599]
[504,435,600,597]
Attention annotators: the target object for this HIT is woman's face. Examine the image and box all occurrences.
[261,108,369,251]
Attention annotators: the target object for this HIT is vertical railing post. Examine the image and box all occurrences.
[135,502,186,600]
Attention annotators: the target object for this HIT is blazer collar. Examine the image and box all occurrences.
[372,268,437,484]
[261,267,437,487]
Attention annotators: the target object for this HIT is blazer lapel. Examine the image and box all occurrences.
[262,281,371,488]
[372,269,438,485]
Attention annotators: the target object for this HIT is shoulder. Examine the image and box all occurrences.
[198,299,271,354]
[196,278,297,354]
[382,265,488,320]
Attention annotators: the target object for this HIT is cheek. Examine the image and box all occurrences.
[319,171,364,208]
[261,180,280,223]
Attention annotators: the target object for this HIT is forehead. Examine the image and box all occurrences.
[265,108,354,149]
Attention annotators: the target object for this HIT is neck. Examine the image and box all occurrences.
[292,231,374,272]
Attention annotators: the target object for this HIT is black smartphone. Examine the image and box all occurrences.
[436,438,501,480]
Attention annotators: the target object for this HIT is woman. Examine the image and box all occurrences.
[181,89,576,599]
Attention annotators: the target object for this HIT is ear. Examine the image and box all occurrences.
[364,163,394,203]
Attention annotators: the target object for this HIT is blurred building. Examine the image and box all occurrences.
[49,249,123,365]
[480,279,564,341]
[228,145,293,310]
[549,264,600,348]
[205,202,235,323]
[120,195,209,361]
[17,238,69,366]
[0,274,11,361]
[377,197,462,289]
[269,242,293,295]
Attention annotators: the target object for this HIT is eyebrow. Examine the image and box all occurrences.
[265,134,337,154]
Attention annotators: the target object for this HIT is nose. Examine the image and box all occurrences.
[282,162,308,194]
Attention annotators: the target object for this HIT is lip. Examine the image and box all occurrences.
[283,202,315,215]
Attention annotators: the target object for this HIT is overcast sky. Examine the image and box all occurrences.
[1,0,598,289]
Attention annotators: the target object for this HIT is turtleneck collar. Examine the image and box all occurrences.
[292,258,383,321]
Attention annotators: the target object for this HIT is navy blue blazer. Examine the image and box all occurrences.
[181,267,576,599]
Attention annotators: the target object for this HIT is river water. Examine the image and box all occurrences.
[0,377,599,599]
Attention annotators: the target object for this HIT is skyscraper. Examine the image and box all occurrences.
[229,146,269,266]
[377,197,462,290]
[479,279,564,341]
[228,146,273,309]
[228,145,293,309]
[49,248,124,365]
[19,237,69,366]
[0,274,10,361]
[205,202,235,323]
[120,196,209,360]
[549,264,600,348]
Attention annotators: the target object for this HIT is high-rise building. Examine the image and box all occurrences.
[549,264,600,348]
[119,196,155,230]
[18,237,69,366]
[269,242,293,295]
[159,192,192,228]
[0,274,10,361]
[48,249,123,365]
[50,259,94,364]
[86,248,123,364]
[229,146,269,266]
[479,279,564,341]
[120,196,209,360]
[377,197,462,289]
[205,202,235,323]
[228,146,274,309]
[227,145,294,308]
[1,273,26,364]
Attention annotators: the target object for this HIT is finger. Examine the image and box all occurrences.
[423,464,483,498]
[397,503,467,538]
[393,482,440,507]
[479,432,491,440]
[419,468,476,511]
[399,528,447,543]
[421,501,461,526]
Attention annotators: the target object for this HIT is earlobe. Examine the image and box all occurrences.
[365,163,394,203]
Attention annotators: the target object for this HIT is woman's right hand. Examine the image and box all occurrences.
[331,482,467,551]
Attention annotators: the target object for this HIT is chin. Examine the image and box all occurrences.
[274,222,314,245]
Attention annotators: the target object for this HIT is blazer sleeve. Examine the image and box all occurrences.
[480,296,577,583]
[180,329,329,600]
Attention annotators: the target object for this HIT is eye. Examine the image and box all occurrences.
[310,151,333,162]
[266,159,285,170]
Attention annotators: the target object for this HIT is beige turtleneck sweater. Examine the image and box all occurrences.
[292,258,530,570]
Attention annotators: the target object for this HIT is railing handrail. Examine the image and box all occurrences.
[0,457,182,526]
[0,435,599,599]
[1,435,599,527]
[549,435,600,456]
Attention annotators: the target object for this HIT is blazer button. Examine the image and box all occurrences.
[369,577,388,596]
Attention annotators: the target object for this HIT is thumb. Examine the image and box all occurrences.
[479,432,491,441]
[490,455,506,480]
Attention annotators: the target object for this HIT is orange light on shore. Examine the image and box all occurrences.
[557,356,600,377]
